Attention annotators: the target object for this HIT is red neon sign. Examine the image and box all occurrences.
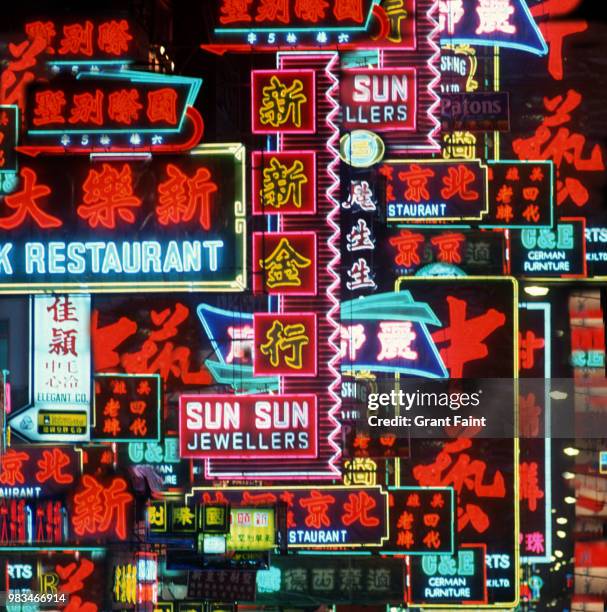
[254,312,318,376]
[253,231,317,295]
[251,69,316,134]
[179,394,318,459]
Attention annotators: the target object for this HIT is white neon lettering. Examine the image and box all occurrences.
[352,74,371,102]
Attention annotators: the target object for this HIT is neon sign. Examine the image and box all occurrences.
[196,303,279,393]
[179,394,318,459]
[21,70,203,154]
[341,291,449,378]
[70,474,133,542]
[0,105,19,177]
[341,68,417,131]
[385,486,455,555]
[407,543,488,605]
[251,70,316,133]
[256,556,405,605]
[439,0,547,56]
[339,130,385,167]
[482,160,554,229]
[395,277,517,379]
[0,144,246,292]
[254,313,318,376]
[253,231,317,295]
[509,217,587,277]
[8,295,91,444]
[91,373,161,442]
[187,485,389,548]
[252,150,316,214]
[380,159,488,223]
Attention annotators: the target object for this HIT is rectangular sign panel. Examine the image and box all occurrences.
[179,394,318,459]
[341,68,417,131]
[0,144,246,292]
[509,217,587,277]
[381,160,488,223]
[441,92,510,132]
[407,544,488,606]
[91,373,161,442]
[256,556,405,605]
[188,485,388,548]
[385,487,455,555]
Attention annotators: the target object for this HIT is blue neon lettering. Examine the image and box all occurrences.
[183,241,202,272]
[101,241,123,274]
[85,242,104,273]
[203,240,223,272]
[142,241,162,273]
[48,242,66,273]
[163,240,183,273]
[67,242,86,274]
[25,243,45,274]
[123,242,141,273]
[0,243,13,275]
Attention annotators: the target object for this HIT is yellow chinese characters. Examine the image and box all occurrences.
[262,157,308,209]
[260,320,309,370]
[260,237,312,289]
[259,75,307,128]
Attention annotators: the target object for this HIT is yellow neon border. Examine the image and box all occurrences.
[185,485,390,549]
[393,275,520,609]
[384,158,490,223]
[0,143,247,294]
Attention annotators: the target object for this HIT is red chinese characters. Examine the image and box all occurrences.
[92,302,212,388]
[389,487,453,553]
[253,231,317,295]
[254,312,317,376]
[413,438,506,535]
[512,92,604,209]
[71,475,133,540]
[0,167,62,230]
[28,84,180,130]
[431,295,506,378]
[487,161,553,226]
[92,374,159,441]
[157,163,218,229]
[77,163,142,229]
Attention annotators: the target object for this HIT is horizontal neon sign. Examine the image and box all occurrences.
[179,394,318,459]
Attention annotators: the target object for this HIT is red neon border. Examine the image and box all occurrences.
[251,150,317,215]
[406,543,488,606]
[178,393,318,460]
[252,231,318,296]
[251,69,316,135]
[341,67,417,132]
[253,312,318,377]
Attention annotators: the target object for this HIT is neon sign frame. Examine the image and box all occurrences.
[0,143,247,294]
